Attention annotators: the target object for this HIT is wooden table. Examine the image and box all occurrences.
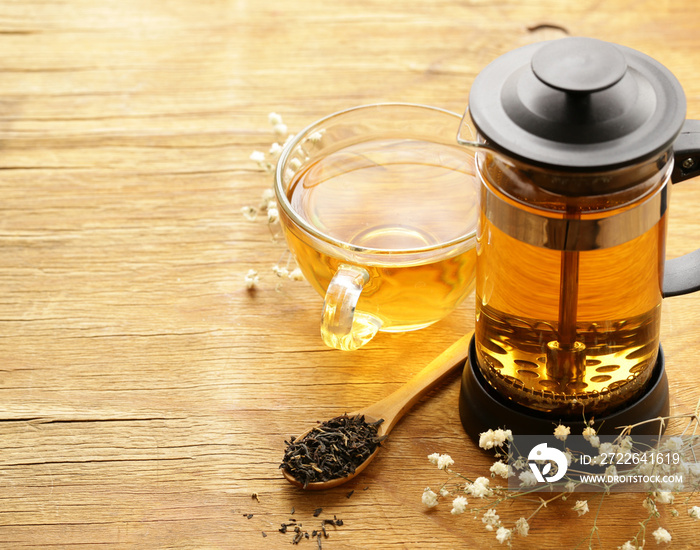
[1,1,699,548]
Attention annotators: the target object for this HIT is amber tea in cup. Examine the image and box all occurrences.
[275,104,478,350]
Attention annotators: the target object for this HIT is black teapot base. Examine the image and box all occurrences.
[459,335,669,441]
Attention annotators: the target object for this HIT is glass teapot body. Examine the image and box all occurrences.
[470,142,672,416]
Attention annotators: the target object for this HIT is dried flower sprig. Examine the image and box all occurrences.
[243,113,305,291]
[244,269,259,291]
[422,402,700,548]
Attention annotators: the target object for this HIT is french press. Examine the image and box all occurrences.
[458,37,700,437]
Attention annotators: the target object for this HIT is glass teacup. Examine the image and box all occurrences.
[274,103,478,350]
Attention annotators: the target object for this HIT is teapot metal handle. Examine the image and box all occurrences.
[663,119,700,297]
[671,120,700,183]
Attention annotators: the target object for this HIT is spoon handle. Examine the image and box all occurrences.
[360,331,474,434]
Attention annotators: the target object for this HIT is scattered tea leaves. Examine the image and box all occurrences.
[278,513,345,547]
[281,414,386,488]
[324,516,343,527]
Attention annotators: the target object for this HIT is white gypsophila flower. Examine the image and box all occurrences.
[437,454,454,470]
[478,428,512,450]
[662,436,683,452]
[638,461,655,477]
[686,462,700,477]
[481,509,499,531]
[244,269,259,290]
[554,424,570,441]
[272,265,289,278]
[250,150,266,163]
[267,207,279,224]
[473,476,491,488]
[652,527,672,544]
[564,450,574,466]
[515,517,529,537]
[655,491,674,504]
[426,452,454,470]
[565,480,576,493]
[658,476,683,494]
[478,430,495,450]
[582,426,596,441]
[490,461,510,479]
[269,142,283,157]
[573,500,589,516]
[259,188,275,208]
[466,476,492,498]
[308,130,324,143]
[673,457,691,474]
[619,542,637,550]
[496,527,511,544]
[440,487,450,497]
[688,505,700,519]
[591,444,616,465]
[496,428,512,443]
[271,264,304,282]
[422,487,439,508]
[519,470,538,487]
[605,464,618,478]
[268,112,283,126]
[289,158,302,171]
[588,434,601,448]
[450,495,468,515]
[618,435,634,454]
[273,123,288,137]
[643,497,659,516]
[241,205,258,221]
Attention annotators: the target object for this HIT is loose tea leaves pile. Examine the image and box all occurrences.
[281,414,386,488]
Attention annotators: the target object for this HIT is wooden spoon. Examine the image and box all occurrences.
[282,331,474,490]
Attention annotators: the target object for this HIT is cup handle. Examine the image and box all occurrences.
[320,264,383,351]
[663,120,700,297]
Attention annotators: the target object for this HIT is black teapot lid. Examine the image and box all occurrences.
[468,37,687,170]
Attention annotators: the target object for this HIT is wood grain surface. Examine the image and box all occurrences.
[0,1,699,548]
